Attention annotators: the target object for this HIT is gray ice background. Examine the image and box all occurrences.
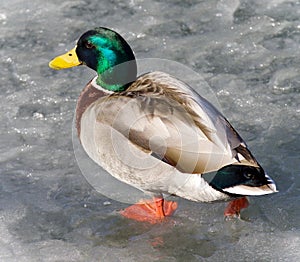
[0,0,299,261]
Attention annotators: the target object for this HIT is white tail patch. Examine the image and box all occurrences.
[223,183,277,196]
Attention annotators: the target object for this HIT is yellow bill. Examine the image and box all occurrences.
[49,47,82,70]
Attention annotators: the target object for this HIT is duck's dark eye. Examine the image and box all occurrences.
[85,41,94,49]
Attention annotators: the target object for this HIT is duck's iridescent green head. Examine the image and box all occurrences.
[49,27,137,92]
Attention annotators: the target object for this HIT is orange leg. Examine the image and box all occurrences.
[120,197,178,224]
[224,197,249,218]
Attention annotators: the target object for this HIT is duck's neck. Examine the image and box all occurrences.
[96,75,126,92]
[95,59,137,92]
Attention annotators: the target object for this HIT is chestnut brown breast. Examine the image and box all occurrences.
[76,80,108,138]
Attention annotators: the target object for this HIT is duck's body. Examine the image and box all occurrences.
[78,73,229,203]
[49,27,277,223]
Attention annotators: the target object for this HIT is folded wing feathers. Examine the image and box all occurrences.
[103,71,256,172]
[126,72,217,140]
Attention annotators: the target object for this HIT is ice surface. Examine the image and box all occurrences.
[1,0,299,261]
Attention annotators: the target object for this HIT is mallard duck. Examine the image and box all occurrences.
[49,27,277,223]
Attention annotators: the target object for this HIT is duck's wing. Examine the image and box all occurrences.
[96,71,258,174]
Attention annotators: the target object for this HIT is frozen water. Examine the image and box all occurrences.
[1,0,299,261]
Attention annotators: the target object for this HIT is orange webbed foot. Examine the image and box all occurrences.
[224,197,249,219]
[120,197,178,224]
